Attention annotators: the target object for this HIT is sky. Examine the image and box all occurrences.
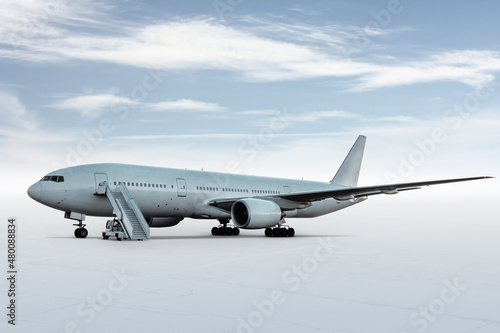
[0,0,499,197]
[1,2,499,332]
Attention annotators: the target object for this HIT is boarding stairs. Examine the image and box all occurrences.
[102,182,150,240]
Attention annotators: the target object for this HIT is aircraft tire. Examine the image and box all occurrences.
[280,228,288,237]
[79,228,88,238]
[211,227,218,236]
[265,228,273,237]
[287,228,295,237]
[74,229,81,238]
[232,228,240,236]
[273,228,280,237]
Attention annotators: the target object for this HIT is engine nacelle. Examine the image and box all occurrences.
[231,198,283,229]
[147,217,183,228]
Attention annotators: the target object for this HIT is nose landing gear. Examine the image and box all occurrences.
[74,227,88,238]
[65,212,88,238]
[73,220,88,238]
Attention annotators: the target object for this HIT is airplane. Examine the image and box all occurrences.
[27,135,492,240]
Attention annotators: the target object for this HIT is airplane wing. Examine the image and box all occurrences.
[279,176,492,202]
[208,176,492,211]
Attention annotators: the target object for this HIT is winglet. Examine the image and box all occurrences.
[330,135,366,187]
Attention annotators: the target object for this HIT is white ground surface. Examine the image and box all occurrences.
[1,183,499,333]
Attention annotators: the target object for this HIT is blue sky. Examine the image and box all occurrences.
[1,0,499,195]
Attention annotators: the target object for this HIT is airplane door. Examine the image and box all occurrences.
[95,173,108,194]
[176,178,187,197]
[283,185,291,194]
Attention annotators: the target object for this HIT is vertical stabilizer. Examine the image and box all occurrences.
[330,135,366,187]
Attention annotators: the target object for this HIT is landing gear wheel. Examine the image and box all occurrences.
[79,228,88,238]
[74,228,88,238]
[267,226,295,237]
[211,220,240,236]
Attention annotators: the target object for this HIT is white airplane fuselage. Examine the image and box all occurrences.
[28,163,359,221]
[28,136,490,239]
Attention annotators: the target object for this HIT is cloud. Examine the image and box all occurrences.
[242,109,359,129]
[1,3,500,90]
[239,109,282,116]
[284,110,358,123]
[355,50,500,91]
[48,94,138,118]
[0,92,36,131]
[150,99,226,112]
[48,94,225,117]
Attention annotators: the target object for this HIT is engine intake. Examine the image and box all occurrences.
[231,198,283,229]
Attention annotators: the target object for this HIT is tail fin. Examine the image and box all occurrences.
[330,135,366,187]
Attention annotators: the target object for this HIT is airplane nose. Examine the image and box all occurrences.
[28,183,42,201]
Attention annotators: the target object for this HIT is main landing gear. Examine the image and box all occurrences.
[265,225,295,237]
[211,219,240,236]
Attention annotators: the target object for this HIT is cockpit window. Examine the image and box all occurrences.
[40,175,64,182]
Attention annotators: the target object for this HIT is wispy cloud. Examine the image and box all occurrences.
[238,109,282,116]
[0,92,36,131]
[356,50,500,91]
[48,93,225,118]
[48,94,137,118]
[246,109,359,128]
[284,110,357,123]
[1,2,500,91]
[111,132,347,141]
[150,99,226,112]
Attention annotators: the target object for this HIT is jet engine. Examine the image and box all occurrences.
[231,198,283,229]
[147,217,183,228]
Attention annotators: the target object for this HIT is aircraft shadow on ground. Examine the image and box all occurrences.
[48,234,356,240]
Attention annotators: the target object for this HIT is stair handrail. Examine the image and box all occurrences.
[105,183,122,220]
[117,184,150,238]
[114,198,133,239]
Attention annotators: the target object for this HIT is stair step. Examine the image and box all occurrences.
[107,185,150,240]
